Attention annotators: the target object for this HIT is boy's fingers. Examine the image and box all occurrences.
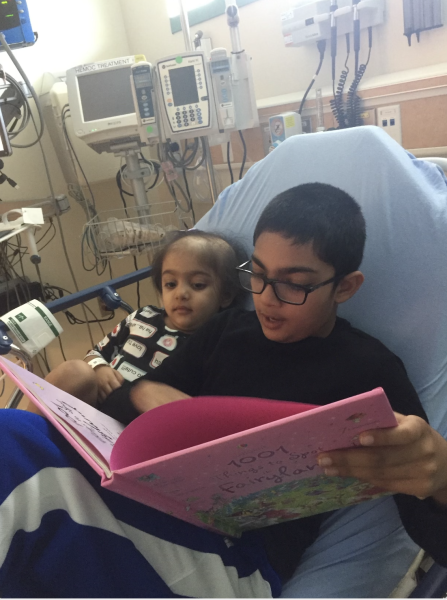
[357,413,425,448]
[318,444,422,473]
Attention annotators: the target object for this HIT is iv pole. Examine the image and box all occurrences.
[178,0,219,205]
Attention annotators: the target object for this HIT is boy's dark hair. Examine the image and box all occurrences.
[151,230,247,307]
[253,183,366,275]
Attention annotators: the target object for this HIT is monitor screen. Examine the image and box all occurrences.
[169,66,199,107]
[77,67,135,122]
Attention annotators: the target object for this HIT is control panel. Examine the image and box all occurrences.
[131,62,156,125]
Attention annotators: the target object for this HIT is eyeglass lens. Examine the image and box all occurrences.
[238,270,307,304]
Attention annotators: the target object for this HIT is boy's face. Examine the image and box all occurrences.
[252,232,339,343]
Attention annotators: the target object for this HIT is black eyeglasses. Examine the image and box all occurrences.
[236,260,342,306]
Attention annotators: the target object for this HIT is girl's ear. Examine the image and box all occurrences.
[220,292,235,309]
[334,271,364,305]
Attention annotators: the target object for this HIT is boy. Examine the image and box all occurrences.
[1,183,447,597]
[110,182,447,580]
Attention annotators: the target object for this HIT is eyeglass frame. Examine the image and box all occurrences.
[236,260,345,306]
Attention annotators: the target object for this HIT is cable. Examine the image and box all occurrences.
[299,40,327,115]
[30,107,96,348]
[226,142,234,185]
[133,256,141,309]
[0,33,44,147]
[353,0,361,76]
[61,107,97,210]
[58,336,67,362]
[330,0,338,83]
[42,283,113,336]
[163,138,207,171]
[182,169,196,224]
[238,131,247,181]
[347,27,372,128]
[330,34,350,129]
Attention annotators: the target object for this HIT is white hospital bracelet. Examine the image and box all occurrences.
[88,357,109,370]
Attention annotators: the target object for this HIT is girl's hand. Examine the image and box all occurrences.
[95,366,125,402]
[318,413,447,504]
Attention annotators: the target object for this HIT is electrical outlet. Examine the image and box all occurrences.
[301,116,312,133]
[377,105,402,145]
[359,108,376,126]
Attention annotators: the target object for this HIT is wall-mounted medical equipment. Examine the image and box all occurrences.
[269,112,302,151]
[403,0,443,45]
[281,0,384,47]
[225,3,258,131]
[66,55,144,154]
[0,0,35,50]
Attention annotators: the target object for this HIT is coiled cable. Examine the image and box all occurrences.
[347,27,372,128]
[330,34,350,129]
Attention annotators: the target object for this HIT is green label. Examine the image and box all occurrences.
[35,306,60,338]
[7,317,28,343]
[16,312,27,322]
[146,126,153,133]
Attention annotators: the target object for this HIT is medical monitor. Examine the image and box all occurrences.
[66,56,142,154]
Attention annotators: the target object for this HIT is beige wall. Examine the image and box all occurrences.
[1,0,447,408]
[119,0,447,102]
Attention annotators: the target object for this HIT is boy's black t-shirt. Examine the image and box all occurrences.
[105,308,447,580]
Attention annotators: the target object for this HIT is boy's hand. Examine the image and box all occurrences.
[318,413,447,505]
[94,366,125,402]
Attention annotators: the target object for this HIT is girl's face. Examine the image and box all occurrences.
[161,242,228,333]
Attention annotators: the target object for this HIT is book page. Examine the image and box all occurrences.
[0,357,125,465]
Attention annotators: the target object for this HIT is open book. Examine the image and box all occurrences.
[0,356,398,537]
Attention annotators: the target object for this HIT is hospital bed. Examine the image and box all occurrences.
[2,125,447,597]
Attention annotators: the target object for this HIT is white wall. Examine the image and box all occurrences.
[0,0,153,381]
[119,0,447,103]
[0,0,131,202]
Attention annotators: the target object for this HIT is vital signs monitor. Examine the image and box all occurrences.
[66,56,141,153]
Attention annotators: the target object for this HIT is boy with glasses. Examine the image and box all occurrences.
[119,182,447,582]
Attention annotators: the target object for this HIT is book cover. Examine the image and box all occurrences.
[0,356,398,537]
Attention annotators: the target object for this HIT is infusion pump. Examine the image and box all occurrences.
[131,50,258,145]
[156,52,214,139]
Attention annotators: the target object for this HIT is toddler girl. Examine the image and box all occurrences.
[44,230,245,413]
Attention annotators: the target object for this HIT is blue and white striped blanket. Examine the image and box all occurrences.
[0,410,280,598]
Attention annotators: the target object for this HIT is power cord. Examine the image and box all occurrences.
[238,130,247,180]
[299,39,327,115]
[227,141,234,185]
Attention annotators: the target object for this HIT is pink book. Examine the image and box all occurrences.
[0,356,398,537]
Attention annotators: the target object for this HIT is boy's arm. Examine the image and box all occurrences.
[317,354,447,565]
[318,413,447,503]
[318,413,447,566]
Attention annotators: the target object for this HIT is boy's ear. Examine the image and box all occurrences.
[334,271,364,305]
